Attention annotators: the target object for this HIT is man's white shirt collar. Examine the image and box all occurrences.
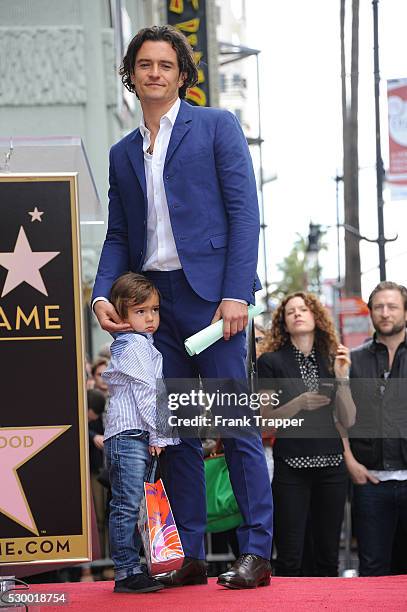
[139,97,181,144]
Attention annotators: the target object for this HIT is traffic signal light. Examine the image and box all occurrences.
[307,223,321,253]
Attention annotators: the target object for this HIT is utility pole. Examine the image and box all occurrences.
[341,0,362,297]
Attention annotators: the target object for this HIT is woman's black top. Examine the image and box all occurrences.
[257,342,343,464]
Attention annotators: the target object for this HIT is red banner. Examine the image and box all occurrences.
[339,298,372,349]
[387,78,407,200]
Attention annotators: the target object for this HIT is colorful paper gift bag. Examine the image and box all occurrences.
[138,477,184,575]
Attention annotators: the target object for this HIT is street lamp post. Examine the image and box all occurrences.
[306,222,322,295]
[333,174,344,337]
[372,0,387,281]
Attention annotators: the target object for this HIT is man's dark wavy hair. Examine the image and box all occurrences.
[119,25,198,99]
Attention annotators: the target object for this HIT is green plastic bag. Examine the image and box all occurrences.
[205,455,242,533]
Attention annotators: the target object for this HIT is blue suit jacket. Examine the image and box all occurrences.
[92,100,261,304]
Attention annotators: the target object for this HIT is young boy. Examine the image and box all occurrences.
[102,272,177,593]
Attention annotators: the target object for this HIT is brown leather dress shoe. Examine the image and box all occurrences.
[217,554,271,589]
[157,557,207,587]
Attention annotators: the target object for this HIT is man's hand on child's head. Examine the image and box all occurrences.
[149,446,164,456]
[94,300,132,333]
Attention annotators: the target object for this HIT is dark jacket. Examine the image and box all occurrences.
[349,335,407,470]
[257,343,343,459]
[88,417,104,474]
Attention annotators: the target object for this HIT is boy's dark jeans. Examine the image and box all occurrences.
[105,429,150,581]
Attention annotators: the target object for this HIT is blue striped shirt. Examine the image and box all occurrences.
[102,332,178,447]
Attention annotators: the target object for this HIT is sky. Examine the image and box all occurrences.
[244,0,407,302]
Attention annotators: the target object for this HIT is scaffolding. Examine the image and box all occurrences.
[219,41,271,311]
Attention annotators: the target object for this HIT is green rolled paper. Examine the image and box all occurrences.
[184,303,265,356]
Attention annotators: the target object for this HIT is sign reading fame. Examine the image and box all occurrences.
[0,174,90,566]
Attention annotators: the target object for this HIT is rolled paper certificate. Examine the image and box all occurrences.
[184,303,265,356]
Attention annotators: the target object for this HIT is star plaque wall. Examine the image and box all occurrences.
[0,174,90,565]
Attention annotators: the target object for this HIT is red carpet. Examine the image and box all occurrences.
[28,576,407,611]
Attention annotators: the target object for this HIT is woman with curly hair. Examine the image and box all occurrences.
[257,292,356,576]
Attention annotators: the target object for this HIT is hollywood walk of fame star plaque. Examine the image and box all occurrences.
[0,174,91,566]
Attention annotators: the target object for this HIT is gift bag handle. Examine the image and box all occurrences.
[145,455,158,483]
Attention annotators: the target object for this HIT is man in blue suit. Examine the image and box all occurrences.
[92,25,273,589]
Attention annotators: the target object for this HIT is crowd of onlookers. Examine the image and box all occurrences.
[27,281,407,584]
[83,354,110,581]
[254,282,407,578]
[79,282,407,581]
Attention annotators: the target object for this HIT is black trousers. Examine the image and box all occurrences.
[272,458,348,576]
[353,479,407,576]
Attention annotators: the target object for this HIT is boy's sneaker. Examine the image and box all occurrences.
[114,573,164,593]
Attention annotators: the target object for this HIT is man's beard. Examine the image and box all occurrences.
[375,321,406,337]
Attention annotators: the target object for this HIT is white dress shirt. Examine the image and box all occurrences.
[141,97,182,271]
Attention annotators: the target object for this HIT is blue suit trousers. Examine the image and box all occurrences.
[145,270,273,560]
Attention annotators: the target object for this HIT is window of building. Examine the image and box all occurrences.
[234,108,242,123]
[232,73,242,88]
